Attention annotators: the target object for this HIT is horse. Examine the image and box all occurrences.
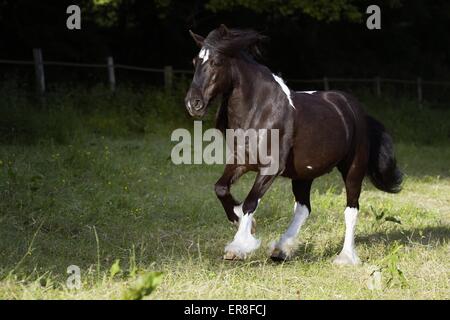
[184,25,403,265]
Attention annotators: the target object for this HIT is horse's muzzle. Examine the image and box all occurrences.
[185,90,207,117]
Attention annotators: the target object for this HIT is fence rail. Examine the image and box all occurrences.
[1,48,450,106]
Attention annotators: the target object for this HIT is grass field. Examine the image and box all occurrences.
[0,82,449,299]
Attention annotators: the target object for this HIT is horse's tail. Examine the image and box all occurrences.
[366,115,403,193]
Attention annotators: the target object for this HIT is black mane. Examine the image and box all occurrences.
[204,28,266,58]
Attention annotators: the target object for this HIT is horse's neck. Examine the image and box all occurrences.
[223,60,274,129]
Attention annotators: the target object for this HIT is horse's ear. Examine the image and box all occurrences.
[189,30,204,48]
[218,24,229,36]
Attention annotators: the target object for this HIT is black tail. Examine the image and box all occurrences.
[366,115,403,193]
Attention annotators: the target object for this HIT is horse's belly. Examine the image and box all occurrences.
[288,128,348,179]
[292,153,339,179]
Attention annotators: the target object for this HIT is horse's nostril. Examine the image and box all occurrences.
[192,99,203,110]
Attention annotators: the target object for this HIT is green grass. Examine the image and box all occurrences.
[0,82,449,299]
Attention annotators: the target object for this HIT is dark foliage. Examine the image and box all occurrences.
[0,0,449,80]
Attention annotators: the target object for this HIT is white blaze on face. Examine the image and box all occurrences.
[199,48,210,64]
[272,74,295,109]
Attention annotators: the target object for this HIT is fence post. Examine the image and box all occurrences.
[164,66,173,91]
[107,56,116,92]
[323,76,329,91]
[417,77,422,108]
[33,48,45,94]
[375,76,381,97]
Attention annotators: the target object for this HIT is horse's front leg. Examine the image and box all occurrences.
[224,172,279,260]
[214,164,248,226]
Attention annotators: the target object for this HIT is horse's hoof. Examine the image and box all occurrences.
[332,251,361,266]
[270,248,287,262]
[223,251,243,261]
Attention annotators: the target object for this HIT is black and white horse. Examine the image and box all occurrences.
[185,25,403,264]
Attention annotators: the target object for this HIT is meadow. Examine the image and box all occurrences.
[0,79,449,299]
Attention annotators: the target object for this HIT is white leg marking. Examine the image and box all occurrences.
[270,203,309,257]
[233,204,243,219]
[231,204,243,228]
[333,207,361,265]
[225,205,260,259]
[343,207,357,253]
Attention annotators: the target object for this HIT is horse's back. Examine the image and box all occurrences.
[286,90,368,179]
[292,90,367,139]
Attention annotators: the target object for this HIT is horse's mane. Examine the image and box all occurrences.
[205,28,267,132]
[204,27,266,59]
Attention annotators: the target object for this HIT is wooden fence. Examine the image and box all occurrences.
[1,48,450,107]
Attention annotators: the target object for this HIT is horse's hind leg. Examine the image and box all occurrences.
[270,179,312,261]
[333,152,367,265]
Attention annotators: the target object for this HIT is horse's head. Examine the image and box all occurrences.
[185,25,233,117]
[185,25,265,118]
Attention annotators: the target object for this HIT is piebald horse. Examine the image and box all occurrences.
[185,25,403,264]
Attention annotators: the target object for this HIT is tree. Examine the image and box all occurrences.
[206,0,363,22]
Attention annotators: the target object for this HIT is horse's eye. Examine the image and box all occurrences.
[210,59,221,67]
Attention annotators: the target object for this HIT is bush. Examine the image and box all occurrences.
[0,79,448,146]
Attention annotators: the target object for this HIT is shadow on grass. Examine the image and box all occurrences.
[288,225,450,263]
[356,225,450,246]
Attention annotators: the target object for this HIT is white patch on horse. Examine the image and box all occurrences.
[272,74,295,109]
[225,206,260,259]
[306,165,313,169]
[270,203,309,257]
[199,48,210,64]
[333,207,361,265]
[297,91,317,94]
